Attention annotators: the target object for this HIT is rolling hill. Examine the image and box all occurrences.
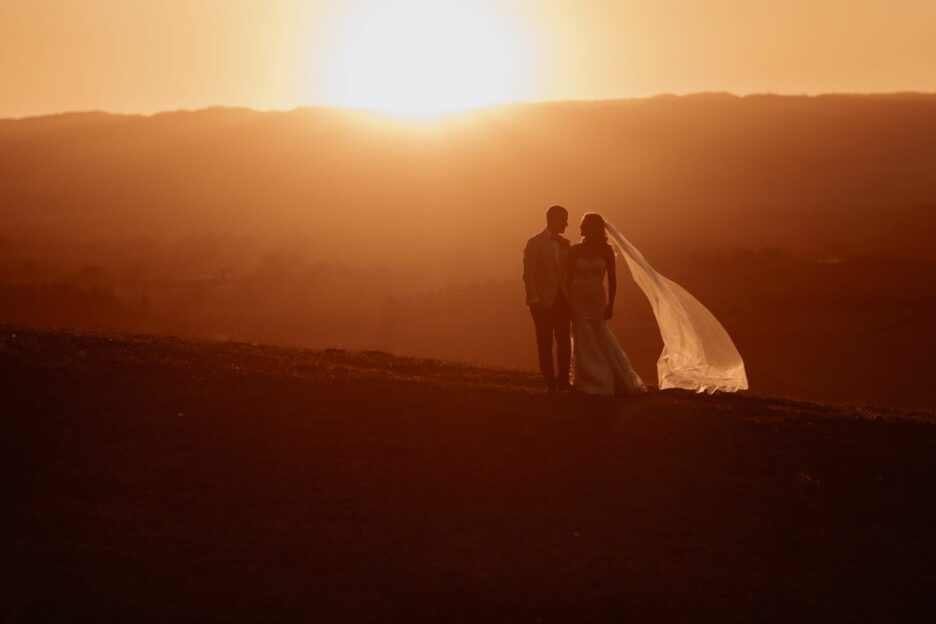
[2,325,934,621]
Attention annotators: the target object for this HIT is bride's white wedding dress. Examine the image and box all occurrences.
[570,254,647,396]
[571,221,748,395]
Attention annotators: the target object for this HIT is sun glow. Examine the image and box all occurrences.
[321,0,535,118]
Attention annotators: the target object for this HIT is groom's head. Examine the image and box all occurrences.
[546,205,568,234]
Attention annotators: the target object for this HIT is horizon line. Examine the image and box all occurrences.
[4,90,936,123]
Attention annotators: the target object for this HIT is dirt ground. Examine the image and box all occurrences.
[2,325,934,622]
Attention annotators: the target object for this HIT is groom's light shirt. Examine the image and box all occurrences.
[543,227,561,269]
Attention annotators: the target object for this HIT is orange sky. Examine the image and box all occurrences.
[1,0,934,118]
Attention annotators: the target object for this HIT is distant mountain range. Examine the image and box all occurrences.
[2,93,935,276]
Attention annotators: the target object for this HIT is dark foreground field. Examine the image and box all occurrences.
[1,326,935,622]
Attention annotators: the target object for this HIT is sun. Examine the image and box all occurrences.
[321,0,533,118]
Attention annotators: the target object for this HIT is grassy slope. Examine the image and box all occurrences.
[1,325,935,622]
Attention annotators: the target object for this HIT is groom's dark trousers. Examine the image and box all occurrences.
[530,292,571,389]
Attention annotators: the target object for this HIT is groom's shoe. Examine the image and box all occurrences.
[556,380,573,393]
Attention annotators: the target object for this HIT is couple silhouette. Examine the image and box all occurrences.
[524,204,750,397]
[523,205,646,396]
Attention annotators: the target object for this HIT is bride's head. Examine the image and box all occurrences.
[580,213,608,243]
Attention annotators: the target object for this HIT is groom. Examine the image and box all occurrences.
[523,205,572,392]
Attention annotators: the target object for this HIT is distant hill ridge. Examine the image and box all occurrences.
[2,92,934,266]
[5,91,936,123]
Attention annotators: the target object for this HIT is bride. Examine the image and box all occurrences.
[567,213,647,396]
[568,212,748,396]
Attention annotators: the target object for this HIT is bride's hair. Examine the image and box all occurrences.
[580,213,608,243]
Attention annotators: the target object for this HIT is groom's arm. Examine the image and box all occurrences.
[522,239,539,306]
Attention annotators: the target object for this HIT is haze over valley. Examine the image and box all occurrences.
[2,93,934,408]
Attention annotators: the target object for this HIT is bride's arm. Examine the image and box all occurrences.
[523,238,540,307]
[605,245,616,319]
[565,246,576,288]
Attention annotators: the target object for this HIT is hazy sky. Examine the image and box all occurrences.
[1,0,934,118]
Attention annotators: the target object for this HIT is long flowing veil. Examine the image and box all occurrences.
[604,222,748,393]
